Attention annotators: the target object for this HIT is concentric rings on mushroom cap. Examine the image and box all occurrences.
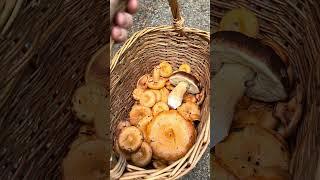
[212,31,290,102]
[146,110,196,161]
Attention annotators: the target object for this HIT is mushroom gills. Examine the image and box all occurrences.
[214,46,288,101]
[211,63,254,147]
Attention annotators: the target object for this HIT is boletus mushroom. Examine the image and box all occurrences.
[211,31,290,146]
[167,72,200,109]
[62,140,107,180]
[146,110,196,161]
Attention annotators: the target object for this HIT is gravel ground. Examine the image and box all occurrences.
[111,0,210,179]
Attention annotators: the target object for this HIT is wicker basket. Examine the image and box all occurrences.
[0,0,108,179]
[212,0,320,179]
[110,0,210,179]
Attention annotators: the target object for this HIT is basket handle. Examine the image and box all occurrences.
[168,0,185,31]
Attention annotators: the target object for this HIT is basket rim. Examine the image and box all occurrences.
[110,25,210,179]
[110,25,210,71]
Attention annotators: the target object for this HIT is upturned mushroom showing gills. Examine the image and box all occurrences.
[211,31,289,147]
[167,72,200,109]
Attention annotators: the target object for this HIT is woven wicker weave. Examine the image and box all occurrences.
[212,0,320,179]
[0,0,108,179]
[110,0,210,179]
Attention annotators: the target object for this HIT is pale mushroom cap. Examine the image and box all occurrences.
[212,31,289,102]
[169,72,200,94]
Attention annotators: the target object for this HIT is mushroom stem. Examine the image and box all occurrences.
[210,64,254,147]
[153,66,160,82]
[167,82,189,109]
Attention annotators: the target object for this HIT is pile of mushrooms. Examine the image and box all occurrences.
[62,46,108,180]
[113,61,205,168]
[211,8,303,180]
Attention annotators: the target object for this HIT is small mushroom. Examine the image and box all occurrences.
[167,72,200,109]
[136,115,153,138]
[178,63,191,73]
[132,88,145,100]
[118,126,143,153]
[62,140,107,180]
[137,74,150,89]
[129,105,152,125]
[160,87,170,103]
[146,110,196,161]
[211,31,289,147]
[219,8,259,37]
[113,139,131,161]
[183,93,197,103]
[159,61,173,77]
[150,89,161,102]
[72,83,107,124]
[274,84,303,138]
[177,102,201,121]
[147,66,167,90]
[152,102,169,116]
[139,90,157,108]
[131,142,153,167]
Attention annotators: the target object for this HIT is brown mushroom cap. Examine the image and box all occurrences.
[118,126,143,153]
[63,140,107,180]
[72,84,107,124]
[146,110,196,161]
[131,142,153,167]
[215,125,290,178]
[129,105,152,126]
[169,72,200,94]
[212,31,289,102]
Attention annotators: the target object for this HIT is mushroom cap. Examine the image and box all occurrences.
[118,126,144,153]
[72,84,107,124]
[129,105,152,126]
[177,102,201,121]
[215,125,290,178]
[146,110,196,161]
[212,31,289,102]
[85,45,108,87]
[211,157,239,180]
[169,72,200,94]
[63,140,107,180]
[131,142,153,167]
